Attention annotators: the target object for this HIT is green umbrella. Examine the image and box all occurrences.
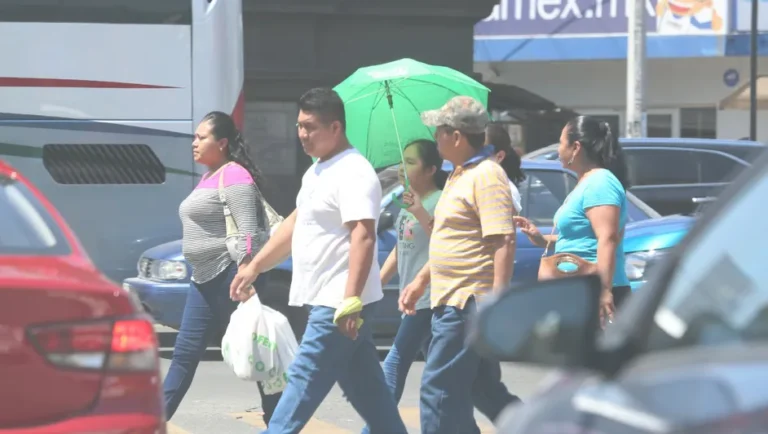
[334,58,490,171]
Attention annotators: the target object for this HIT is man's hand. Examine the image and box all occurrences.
[399,279,427,316]
[337,312,360,340]
[230,264,260,301]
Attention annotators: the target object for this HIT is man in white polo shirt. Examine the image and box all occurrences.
[230,88,407,434]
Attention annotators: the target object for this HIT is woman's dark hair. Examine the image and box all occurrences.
[485,122,525,186]
[202,111,264,189]
[404,139,447,190]
[565,115,630,190]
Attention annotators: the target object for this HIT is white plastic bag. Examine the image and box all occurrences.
[260,311,299,395]
[221,295,298,395]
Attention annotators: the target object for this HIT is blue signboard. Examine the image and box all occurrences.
[723,68,740,87]
[475,0,739,61]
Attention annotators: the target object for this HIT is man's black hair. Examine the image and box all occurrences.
[298,87,346,130]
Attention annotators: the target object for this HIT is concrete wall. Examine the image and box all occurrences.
[240,0,497,213]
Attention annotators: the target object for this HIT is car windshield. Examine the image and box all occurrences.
[627,190,661,219]
[0,173,70,255]
[377,165,401,197]
[381,163,659,226]
[648,165,768,351]
[523,144,559,160]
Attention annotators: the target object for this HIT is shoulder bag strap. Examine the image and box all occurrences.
[541,219,557,258]
[216,163,239,237]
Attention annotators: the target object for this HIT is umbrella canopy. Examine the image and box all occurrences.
[334,58,490,169]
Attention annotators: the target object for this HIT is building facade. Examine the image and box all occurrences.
[241,0,497,213]
[474,0,768,150]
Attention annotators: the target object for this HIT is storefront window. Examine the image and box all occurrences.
[681,108,717,139]
[647,114,673,138]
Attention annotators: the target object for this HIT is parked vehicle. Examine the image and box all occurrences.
[524,138,765,216]
[124,160,692,342]
[0,0,244,284]
[0,160,163,433]
[470,149,768,433]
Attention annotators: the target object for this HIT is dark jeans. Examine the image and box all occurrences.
[420,298,519,434]
[163,264,308,425]
[264,302,407,434]
[381,310,433,404]
[361,306,518,434]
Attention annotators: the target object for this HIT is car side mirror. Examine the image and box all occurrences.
[378,211,395,234]
[468,275,602,369]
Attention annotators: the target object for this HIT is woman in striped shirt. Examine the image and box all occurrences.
[163,112,282,422]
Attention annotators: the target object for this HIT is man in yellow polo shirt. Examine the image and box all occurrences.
[400,96,518,433]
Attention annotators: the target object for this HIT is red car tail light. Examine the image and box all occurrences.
[28,317,158,372]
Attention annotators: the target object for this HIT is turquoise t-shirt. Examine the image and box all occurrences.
[553,169,630,287]
[396,190,441,311]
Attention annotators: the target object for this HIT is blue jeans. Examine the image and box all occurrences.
[420,298,519,434]
[264,302,407,434]
[382,310,433,403]
[473,357,521,423]
[163,264,307,425]
[361,306,519,434]
[360,309,431,434]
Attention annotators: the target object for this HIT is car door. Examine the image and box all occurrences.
[515,169,576,283]
[625,148,705,216]
[382,169,580,288]
[695,149,750,205]
[373,191,405,338]
[625,147,749,216]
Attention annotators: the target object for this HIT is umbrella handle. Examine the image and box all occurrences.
[391,193,410,210]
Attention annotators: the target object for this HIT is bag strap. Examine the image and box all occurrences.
[542,218,557,258]
[216,162,233,205]
[216,162,239,237]
[543,189,570,258]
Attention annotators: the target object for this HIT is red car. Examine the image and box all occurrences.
[0,160,165,434]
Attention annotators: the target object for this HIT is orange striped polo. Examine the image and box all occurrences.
[429,159,516,309]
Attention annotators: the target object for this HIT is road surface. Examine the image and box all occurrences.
[163,354,552,434]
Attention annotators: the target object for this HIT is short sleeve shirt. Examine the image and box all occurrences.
[429,159,516,309]
[395,190,441,311]
[290,148,384,308]
[554,169,630,287]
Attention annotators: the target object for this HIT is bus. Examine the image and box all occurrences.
[0,0,244,283]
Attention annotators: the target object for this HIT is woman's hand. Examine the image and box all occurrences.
[402,187,424,215]
[231,262,260,301]
[599,290,615,328]
[513,216,546,246]
[399,279,427,316]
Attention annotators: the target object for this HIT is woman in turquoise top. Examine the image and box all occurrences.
[515,116,631,325]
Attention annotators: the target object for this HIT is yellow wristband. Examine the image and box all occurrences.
[333,296,364,329]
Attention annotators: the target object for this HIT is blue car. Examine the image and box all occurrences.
[123,160,694,340]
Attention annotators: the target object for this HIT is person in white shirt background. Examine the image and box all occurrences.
[486,122,525,215]
[230,88,407,434]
